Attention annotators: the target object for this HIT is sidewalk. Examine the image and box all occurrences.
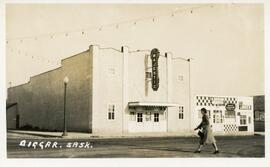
[7,130,263,139]
[7,130,197,139]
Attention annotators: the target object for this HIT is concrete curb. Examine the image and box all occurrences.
[8,130,199,139]
[8,130,263,139]
[8,130,62,138]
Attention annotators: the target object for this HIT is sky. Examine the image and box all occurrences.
[5,3,264,96]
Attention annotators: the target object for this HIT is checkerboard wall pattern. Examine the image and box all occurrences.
[224,124,238,132]
[195,96,237,106]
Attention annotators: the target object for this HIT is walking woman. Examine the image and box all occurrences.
[194,108,219,154]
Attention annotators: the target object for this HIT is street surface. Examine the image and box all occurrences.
[7,135,264,158]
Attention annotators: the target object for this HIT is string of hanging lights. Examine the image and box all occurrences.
[6,4,214,43]
[6,4,216,73]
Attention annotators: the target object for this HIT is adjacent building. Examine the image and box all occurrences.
[253,95,265,121]
[194,95,254,134]
[253,95,265,132]
[6,45,254,135]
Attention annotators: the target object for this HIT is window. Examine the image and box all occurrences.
[248,116,251,124]
[240,115,247,125]
[204,110,211,118]
[108,67,116,76]
[198,109,211,118]
[179,106,184,119]
[208,110,211,118]
[137,113,143,122]
[239,101,243,109]
[146,72,152,79]
[154,113,159,122]
[213,110,223,123]
[259,114,265,121]
[239,101,252,110]
[177,75,184,81]
[108,104,115,120]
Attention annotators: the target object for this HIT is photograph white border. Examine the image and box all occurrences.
[0,0,269,167]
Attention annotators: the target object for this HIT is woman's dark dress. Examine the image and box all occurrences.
[196,114,216,145]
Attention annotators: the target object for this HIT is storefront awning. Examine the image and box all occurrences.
[128,101,180,108]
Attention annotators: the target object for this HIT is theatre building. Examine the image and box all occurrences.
[7,45,190,135]
[6,45,254,135]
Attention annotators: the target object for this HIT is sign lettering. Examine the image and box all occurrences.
[225,103,236,111]
[150,48,160,91]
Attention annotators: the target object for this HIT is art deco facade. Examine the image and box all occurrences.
[7,45,254,135]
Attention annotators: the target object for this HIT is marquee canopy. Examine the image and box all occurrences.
[128,102,180,110]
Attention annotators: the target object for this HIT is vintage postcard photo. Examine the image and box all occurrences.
[3,1,266,163]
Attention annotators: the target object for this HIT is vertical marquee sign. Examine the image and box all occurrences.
[150,48,160,91]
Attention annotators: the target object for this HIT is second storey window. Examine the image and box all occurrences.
[177,75,184,82]
[108,104,115,120]
[108,67,116,76]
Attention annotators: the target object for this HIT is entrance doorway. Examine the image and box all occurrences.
[128,109,167,133]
